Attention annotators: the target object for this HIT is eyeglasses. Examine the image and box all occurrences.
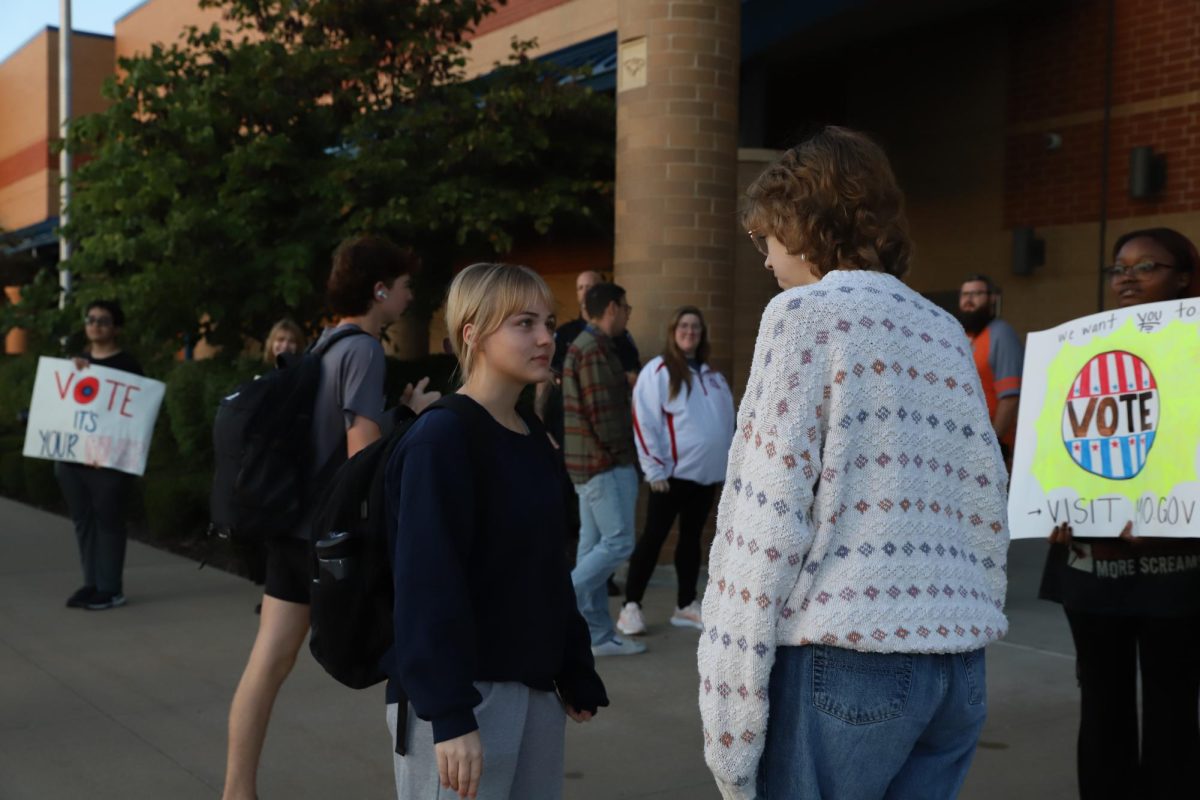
[748,230,769,256]
[84,316,114,327]
[1104,261,1173,280]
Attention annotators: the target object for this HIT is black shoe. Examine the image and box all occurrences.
[66,586,97,608]
[607,576,621,597]
[86,592,127,610]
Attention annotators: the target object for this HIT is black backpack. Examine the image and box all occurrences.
[208,327,369,540]
[307,393,487,695]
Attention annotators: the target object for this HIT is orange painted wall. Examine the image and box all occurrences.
[0,29,114,231]
[114,0,228,63]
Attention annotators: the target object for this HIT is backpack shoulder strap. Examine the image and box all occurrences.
[309,326,372,358]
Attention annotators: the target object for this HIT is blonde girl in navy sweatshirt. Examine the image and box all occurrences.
[385,263,608,800]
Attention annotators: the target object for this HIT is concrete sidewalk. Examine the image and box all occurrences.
[0,496,1079,799]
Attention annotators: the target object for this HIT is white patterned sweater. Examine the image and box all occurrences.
[697,270,1010,799]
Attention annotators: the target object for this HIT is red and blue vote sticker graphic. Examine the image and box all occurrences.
[1062,350,1158,480]
[73,376,100,405]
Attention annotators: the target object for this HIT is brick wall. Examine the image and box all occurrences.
[614,0,741,379]
[1005,0,1200,228]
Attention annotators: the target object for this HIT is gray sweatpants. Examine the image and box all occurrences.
[386,682,566,800]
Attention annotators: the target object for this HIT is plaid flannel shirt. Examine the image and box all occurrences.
[562,327,636,484]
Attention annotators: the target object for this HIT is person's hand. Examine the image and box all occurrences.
[71,357,89,371]
[402,376,441,415]
[434,730,483,799]
[1048,523,1072,546]
[546,432,561,450]
[565,705,594,723]
[1118,520,1137,542]
[649,479,669,493]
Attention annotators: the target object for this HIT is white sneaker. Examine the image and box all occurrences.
[617,602,646,636]
[670,601,703,630]
[592,636,648,657]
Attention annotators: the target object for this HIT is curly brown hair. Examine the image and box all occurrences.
[742,126,912,279]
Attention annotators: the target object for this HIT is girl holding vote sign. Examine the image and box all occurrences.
[1041,227,1200,800]
[56,300,143,611]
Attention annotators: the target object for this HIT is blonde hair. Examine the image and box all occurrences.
[446,263,555,382]
[263,318,306,364]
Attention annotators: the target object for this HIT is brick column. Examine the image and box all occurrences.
[614,0,740,376]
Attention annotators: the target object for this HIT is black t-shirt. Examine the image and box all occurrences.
[85,350,143,377]
[1040,537,1200,617]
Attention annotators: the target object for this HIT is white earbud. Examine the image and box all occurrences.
[376,290,387,300]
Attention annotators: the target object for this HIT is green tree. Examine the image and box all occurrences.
[7,0,613,360]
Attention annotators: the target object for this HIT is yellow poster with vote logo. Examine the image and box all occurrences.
[1008,297,1200,538]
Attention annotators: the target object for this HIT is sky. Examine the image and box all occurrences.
[1,0,143,63]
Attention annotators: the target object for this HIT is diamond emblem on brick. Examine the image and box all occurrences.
[888,585,901,598]
[846,631,863,643]
[865,586,880,600]
[895,627,910,639]
[840,588,856,601]
[883,542,897,556]
[816,591,832,605]
[903,543,915,556]
[907,585,921,598]
[872,629,887,641]
[837,319,852,332]
[917,626,931,637]
[853,363,865,377]
[858,543,875,557]
[835,545,850,558]
[720,732,734,748]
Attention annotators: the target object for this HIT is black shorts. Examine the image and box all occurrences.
[264,537,312,605]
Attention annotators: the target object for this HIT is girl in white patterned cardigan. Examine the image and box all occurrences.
[697,127,1011,800]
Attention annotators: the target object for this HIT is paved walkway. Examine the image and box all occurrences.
[0,496,1079,798]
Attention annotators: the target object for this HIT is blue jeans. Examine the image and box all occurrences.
[758,645,987,799]
[571,465,638,646]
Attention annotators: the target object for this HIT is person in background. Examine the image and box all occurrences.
[957,274,1023,466]
[552,271,638,593]
[554,270,641,387]
[1042,227,1200,800]
[618,306,734,636]
[223,236,438,800]
[699,127,1009,799]
[562,283,646,657]
[261,318,306,365]
[57,299,144,611]
[386,262,607,800]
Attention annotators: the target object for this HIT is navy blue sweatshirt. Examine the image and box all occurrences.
[384,396,608,743]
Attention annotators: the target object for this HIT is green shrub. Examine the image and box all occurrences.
[0,354,39,436]
[162,358,257,460]
[142,468,211,541]
[22,457,62,511]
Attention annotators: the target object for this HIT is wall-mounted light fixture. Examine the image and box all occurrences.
[1012,226,1045,276]
[1129,146,1167,199]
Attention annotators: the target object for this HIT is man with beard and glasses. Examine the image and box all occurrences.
[958,274,1023,467]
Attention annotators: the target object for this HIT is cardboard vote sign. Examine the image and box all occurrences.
[22,357,165,476]
[1009,297,1200,538]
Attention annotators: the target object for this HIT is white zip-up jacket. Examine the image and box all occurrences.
[632,355,736,485]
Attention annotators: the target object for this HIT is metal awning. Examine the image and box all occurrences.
[539,32,617,92]
[1,217,59,257]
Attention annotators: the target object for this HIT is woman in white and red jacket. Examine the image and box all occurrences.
[618,306,735,635]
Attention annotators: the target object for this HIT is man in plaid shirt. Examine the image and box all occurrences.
[562,283,647,657]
